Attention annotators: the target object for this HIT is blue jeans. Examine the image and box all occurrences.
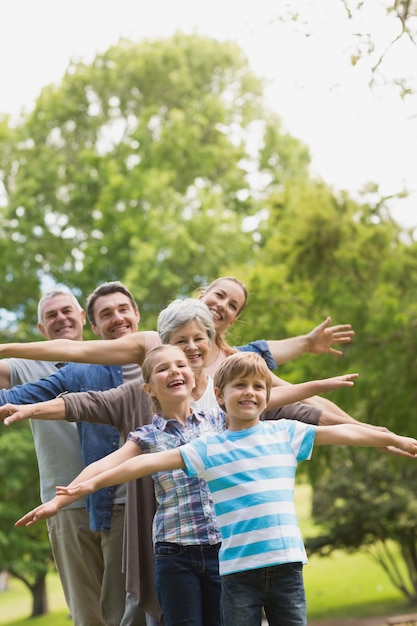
[154,542,221,626]
[220,562,306,626]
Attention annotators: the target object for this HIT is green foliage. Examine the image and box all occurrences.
[306,448,417,604]
[0,424,53,615]
[231,176,417,603]
[0,31,315,614]
[1,30,417,613]
[1,33,303,327]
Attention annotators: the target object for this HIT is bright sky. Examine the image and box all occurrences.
[1,0,416,228]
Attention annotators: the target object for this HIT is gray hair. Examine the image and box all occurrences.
[157,298,215,344]
[37,290,83,324]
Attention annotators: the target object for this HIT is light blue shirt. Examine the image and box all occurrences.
[180,419,316,575]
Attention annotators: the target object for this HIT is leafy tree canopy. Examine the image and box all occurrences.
[1,30,416,613]
[0,33,312,336]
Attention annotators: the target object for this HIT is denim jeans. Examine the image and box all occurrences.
[154,542,221,626]
[220,562,306,626]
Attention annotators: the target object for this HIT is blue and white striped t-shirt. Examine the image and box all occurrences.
[180,419,316,575]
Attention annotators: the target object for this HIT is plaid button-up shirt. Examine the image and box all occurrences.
[128,408,226,545]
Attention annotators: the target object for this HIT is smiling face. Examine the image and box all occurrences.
[213,351,271,430]
[199,278,247,335]
[143,345,196,413]
[91,292,140,339]
[168,320,210,373]
[216,373,268,431]
[38,293,86,340]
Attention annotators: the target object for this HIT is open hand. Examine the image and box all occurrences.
[322,373,359,391]
[15,500,61,527]
[308,317,355,357]
[56,481,95,498]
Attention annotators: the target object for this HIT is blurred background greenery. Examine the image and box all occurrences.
[1,18,417,621]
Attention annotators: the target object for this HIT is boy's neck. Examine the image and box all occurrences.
[226,415,260,432]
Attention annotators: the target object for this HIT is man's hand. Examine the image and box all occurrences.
[0,403,34,425]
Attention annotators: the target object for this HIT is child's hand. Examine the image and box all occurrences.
[322,373,359,390]
[15,500,61,527]
[56,481,95,498]
[396,436,417,456]
[378,445,417,458]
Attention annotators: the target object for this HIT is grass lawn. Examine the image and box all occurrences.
[305,551,407,620]
[296,481,412,621]
[0,572,69,625]
[0,482,413,625]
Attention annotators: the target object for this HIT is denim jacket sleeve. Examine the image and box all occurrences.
[65,363,125,532]
[0,362,126,533]
[235,339,277,371]
[0,365,70,404]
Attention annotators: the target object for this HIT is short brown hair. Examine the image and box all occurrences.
[86,281,138,325]
[214,352,272,402]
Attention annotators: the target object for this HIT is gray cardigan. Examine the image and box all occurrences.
[63,380,161,620]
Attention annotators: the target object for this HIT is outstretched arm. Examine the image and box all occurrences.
[314,424,417,456]
[266,373,358,410]
[56,448,185,500]
[267,317,354,365]
[0,331,159,366]
[15,440,141,527]
[269,371,358,419]
[0,380,147,433]
[0,361,11,388]
[305,394,358,419]
[0,397,66,425]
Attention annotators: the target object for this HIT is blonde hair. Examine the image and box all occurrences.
[214,352,272,402]
[200,276,248,357]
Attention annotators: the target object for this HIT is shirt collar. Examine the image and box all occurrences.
[153,410,202,431]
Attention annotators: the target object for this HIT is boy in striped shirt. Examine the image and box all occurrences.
[179,353,417,625]
[29,351,417,626]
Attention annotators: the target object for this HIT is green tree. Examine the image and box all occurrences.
[0,423,53,616]
[233,178,417,598]
[306,449,417,604]
[0,33,310,330]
